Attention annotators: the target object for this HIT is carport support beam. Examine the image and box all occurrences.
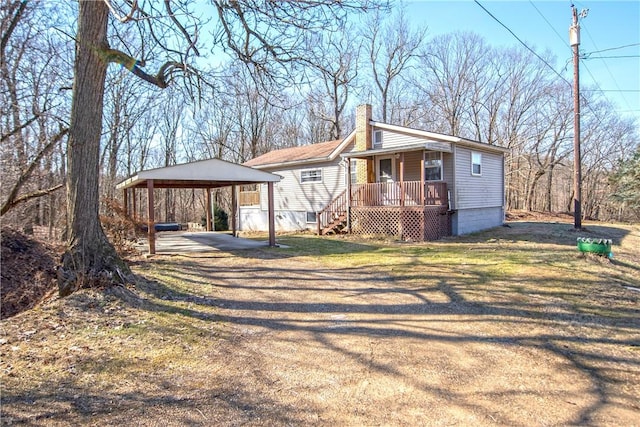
[205,188,212,231]
[123,188,129,217]
[232,184,237,237]
[268,182,276,247]
[147,179,156,255]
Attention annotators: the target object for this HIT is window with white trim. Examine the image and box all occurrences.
[306,212,317,223]
[424,152,442,181]
[301,169,322,183]
[350,159,358,184]
[471,152,482,176]
[373,130,383,147]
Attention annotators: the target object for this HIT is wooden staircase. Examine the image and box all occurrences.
[317,190,348,235]
[321,212,348,235]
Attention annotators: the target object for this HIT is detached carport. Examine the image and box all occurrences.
[116,158,281,254]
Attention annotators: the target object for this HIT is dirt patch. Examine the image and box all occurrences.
[1,221,639,426]
[1,228,61,319]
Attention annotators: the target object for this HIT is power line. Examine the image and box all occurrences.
[586,42,640,55]
[580,19,634,112]
[583,89,640,92]
[528,0,571,53]
[475,1,633,119]
[584,55,640,59]
[473,0,571,87]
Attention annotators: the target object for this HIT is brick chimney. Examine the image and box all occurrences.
[355,104,372,152]
[354,104,374,183]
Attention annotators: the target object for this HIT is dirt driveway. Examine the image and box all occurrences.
[1,221,639,426]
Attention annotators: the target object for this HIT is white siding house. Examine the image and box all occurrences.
[240,137,354,232]
[240,104,509,240]
[452,145,506,235]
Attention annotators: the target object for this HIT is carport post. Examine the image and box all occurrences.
[147,179,156,254]
[231,184,237,237]
[123,188,129,217]
[268,182,276,246]
[132,188,137,221]
[205,188,212,231]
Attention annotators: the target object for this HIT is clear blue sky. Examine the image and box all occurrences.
[405,0,640,121]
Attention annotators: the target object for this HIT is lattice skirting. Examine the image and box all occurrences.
[350,206,451,241]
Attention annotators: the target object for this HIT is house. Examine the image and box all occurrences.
[240,104,509,241]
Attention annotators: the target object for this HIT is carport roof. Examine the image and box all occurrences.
[116,158,282,189]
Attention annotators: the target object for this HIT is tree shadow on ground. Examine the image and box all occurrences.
[127,250,640,426]
[0,379,307,426]
[6,222,638,425]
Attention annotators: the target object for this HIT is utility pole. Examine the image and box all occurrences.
[569,4,584,230]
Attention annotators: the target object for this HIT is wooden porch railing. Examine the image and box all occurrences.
[351,181,447,207]
[316,182,447,235]
[317,189,349,235]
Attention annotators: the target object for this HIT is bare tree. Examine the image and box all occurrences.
[579,96,638,219]
[417,32,488,136]
[306,25,361,140]
[57,0,379,296]
[523,82,573,211]
[363,7,426,123]
[1,1,71,224]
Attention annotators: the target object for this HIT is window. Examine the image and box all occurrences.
[306,212,317,223]
[471,152,482,176]
[350,159,358,184]
[301,169,322,183]
[373,130,383,147]
[424,152,442,181]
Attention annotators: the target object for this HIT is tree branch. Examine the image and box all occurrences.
[103,0,138,23]
[1,184,64,216]
[164,0,199,57]
[1,127,68,216]
[101,48,190,88]
[1,0,28,61]
[0,113,40,143]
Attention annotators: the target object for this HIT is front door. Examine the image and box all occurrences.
[377,157,395,183]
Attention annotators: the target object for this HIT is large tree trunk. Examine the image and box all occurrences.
[58,0,130,297]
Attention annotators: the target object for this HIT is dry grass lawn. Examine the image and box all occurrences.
[1,219,639,426]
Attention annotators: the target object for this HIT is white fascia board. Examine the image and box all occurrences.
[115,175,143,189]
[328,131,355,160]
[371,121,509,154]
[455,139,510,154]
[370,121,463,143]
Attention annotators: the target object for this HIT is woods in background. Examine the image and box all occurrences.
[2,0,638,242]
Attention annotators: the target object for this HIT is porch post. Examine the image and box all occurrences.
[420,152,426,206]
[147,180,155,255]
[205,188,212,231]
[267,182,276,246]
[400,152,405,207]
[231,184,237,237]
[399,152,405,240]
[420,152,426,241]
[347,159,352,233]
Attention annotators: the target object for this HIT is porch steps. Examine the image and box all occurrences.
[317,189,349,236]
[320,213,347,235]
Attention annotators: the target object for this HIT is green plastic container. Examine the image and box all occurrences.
[577,237,612,257]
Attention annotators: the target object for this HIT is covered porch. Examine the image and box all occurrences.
[318,145,451,240]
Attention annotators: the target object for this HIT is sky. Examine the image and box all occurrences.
[404,0,640,122]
